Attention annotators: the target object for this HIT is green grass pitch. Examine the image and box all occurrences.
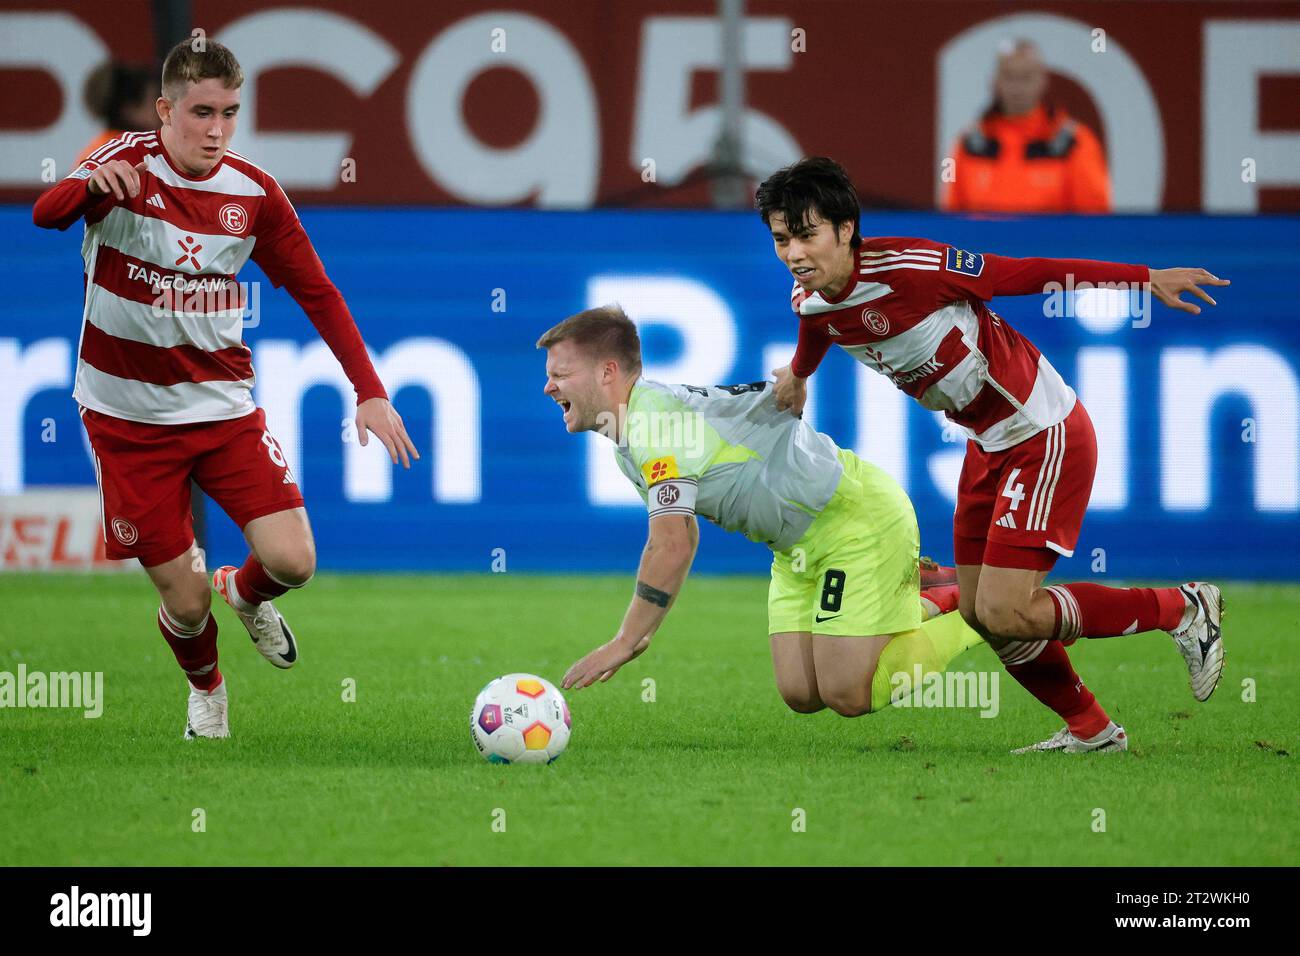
[1,573,1294,866]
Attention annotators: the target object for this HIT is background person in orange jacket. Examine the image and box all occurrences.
[942,40,1111,214]
[75,61,161,167]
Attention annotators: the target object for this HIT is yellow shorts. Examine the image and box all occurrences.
[768,449,922,638]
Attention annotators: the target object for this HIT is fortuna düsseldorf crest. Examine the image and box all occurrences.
[219,203,248,235]
[111,517,138,545]
[862,309,889,335]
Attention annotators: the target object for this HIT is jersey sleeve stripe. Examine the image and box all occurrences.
[859,248,941,258]
[860,263,940,274]
[87,132,157,164]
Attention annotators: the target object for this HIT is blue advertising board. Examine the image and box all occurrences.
[4,207,1298,579]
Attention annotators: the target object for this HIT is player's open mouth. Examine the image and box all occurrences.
[793,267,815,279]
[559,400,571,414]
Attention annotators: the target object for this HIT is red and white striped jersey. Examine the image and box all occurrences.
[33,131,386,426]
[790,236,1148,451]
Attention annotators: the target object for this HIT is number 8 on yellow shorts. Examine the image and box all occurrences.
[768,449,922,638]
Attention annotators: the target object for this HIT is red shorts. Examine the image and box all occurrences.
[953,401,1097,571]
[81,407,304,567]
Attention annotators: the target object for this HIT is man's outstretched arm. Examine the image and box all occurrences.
[251,181,419,466]
[562,513,699,690]
[939,244,1230,314]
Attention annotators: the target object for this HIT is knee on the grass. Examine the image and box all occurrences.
[817,675,875,717]
[821,691,873,718]
[810,665,878,718]
[779,688,826,714]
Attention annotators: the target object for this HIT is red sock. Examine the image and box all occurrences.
[234,554,289,603]
[157,607,221,691]
[1045,583,1186,642]
[1000,641,1111,739]
[920,584,961,616]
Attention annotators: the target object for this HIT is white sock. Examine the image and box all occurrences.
[994,638,1048,666]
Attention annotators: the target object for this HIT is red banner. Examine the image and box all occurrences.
[3,0,1298,210]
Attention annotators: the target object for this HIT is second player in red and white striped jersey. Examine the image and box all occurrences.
[32,129,386,425]
[760,156,1231,754]
[789,236,1148,451]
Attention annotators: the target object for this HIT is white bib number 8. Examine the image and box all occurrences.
[261,431,287,469]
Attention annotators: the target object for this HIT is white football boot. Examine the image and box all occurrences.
[212,566,299,669]
[184,679,229,739]
[1169,582,1225,702]
[1012,721,1128,754]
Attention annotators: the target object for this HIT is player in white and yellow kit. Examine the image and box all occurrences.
[538,304,982,718]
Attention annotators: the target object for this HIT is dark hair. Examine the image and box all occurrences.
[83,62,155,130]
[536,303,642,377]
[754,156,861,249]
[161,38,244,101]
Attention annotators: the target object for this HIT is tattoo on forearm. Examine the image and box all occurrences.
[635,580,672,607]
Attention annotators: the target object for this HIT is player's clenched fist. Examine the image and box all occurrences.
[86,160,149,201]
[771,364,808,416]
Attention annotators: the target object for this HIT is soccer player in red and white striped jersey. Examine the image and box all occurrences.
[756,157,1230,753]
[33,39,419,739]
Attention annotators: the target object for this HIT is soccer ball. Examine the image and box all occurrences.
[470,673,571,764]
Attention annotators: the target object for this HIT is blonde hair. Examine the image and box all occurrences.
[161,39,244,101]
[536,304,642,377]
